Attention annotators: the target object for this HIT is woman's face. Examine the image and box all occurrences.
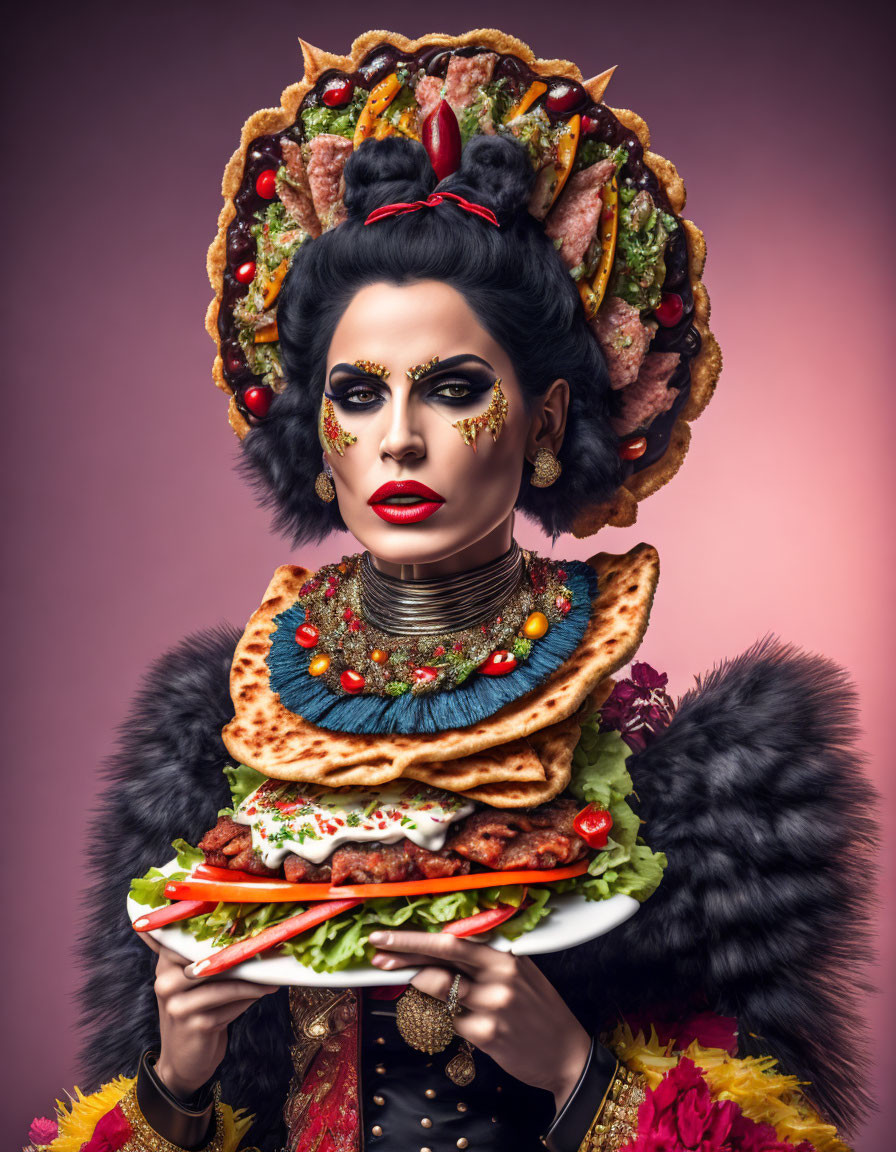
[323,280,565,577]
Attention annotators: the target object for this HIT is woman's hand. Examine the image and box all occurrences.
[143,936,280,1099]
[369,930,591,1111]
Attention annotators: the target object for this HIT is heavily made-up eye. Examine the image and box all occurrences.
[431,379,474,401]
[328,383,385,409]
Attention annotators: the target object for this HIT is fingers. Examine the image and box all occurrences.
[163,980,277,1022]
[409,967,471,1004]
[369,930,509,976]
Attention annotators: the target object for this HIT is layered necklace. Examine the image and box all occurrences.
[359,543,525,635]
[292,546,574,699]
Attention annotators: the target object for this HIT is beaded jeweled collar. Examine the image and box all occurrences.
[266,550,597,735]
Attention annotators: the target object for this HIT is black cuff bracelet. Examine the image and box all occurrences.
[135,1050,217,1150]
[541,1037,619,1152]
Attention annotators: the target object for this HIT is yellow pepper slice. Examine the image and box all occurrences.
[261,259,288,309]
[254,321,279,344]
[590,176,619,312]
[353,73,403,147]
[545,114,580,212]
[505,80,547,121]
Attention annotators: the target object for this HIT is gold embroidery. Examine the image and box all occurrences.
[117,1083,225,1152]
[575,1065,646,1151]
[319,397,358,455]
[406,354,440,382]
[452,380,509,449]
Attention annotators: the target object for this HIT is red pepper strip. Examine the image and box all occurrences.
[132,900,216,933]
[193,863,292,885]
[442,890,528,938]
[165,878,334,903]
[327,859,589,899]
[188,898,363,978]
[167,859,590,905]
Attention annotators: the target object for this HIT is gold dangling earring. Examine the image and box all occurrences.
[530,447,561,488]
[315,458,335,503]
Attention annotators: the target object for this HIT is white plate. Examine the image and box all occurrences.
[127,859,638,987]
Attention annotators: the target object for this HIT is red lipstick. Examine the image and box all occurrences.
[367,480,445,524]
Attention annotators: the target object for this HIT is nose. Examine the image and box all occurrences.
[379,387,426,464]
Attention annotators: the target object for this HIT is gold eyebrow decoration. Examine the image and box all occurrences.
[319,396,358,456]
[353,359,390,379]
[452,380,509,450]
[406,354,440,383]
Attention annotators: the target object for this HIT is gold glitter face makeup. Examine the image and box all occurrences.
[452,379,509,450]
[353,359,390,379]
[319,396,358,456]
[406,354,440,383]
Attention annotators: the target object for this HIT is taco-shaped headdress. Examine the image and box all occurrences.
[206,28,721,536]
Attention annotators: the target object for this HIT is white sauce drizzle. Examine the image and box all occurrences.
[234,779,476,869]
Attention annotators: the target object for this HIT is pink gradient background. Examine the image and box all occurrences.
[3,0,892,1144]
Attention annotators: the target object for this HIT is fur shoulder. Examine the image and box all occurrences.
[76,625,292,1152]
[542,636,878,1134]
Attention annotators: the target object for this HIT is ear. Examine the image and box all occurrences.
[525,378,569,462]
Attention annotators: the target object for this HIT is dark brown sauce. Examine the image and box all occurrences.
[218,43,699,477]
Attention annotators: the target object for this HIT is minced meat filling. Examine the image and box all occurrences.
[197,797,589,882]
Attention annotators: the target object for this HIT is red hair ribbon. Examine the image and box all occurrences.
[364,191,499,228]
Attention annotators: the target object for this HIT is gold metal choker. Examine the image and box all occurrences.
[359,543,524,636]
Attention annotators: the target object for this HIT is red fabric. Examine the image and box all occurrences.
[81,1103,132,1152]
[367,983,408,1000]
[364,192,499,228]
[288,1020,360,1152]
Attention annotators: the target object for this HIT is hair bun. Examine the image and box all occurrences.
[440,135,534,225]
[343,138,436,221]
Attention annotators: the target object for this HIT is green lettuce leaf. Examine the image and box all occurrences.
[218,764,268,817]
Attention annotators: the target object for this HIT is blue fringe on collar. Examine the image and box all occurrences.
[265,561,597,735]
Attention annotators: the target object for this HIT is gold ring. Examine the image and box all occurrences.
[446,972,462,1017]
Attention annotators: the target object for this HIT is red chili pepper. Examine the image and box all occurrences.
[442,891,527,937]
[573,804,613,849]
[188,898,364,977]
[132,900,216,932]
[421,100,462,180]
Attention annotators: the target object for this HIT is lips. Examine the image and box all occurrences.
[368,480,445,524]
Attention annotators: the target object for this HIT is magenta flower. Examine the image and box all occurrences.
[623,1059,817,1152]
[600,662,675,751]
[27,1117,58,1145]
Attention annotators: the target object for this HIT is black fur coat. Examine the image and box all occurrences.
[78,629,877,1149]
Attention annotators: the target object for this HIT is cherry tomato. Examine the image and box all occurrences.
[573,804,613,849]
[581,114,601,137]
[544,81,586,115]
[295,623,320,648]
[412,666,439,685]
[654,292,684,327]
[255,169,277,199]
[234,260,256,284]
[340,669,366,694]
[243,385,272,417]
[478,650,518,676]
[619,436,648,460]
[322,79,354,107]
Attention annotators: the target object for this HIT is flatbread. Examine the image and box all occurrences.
[222,544,659,791]
[451,677,616,808]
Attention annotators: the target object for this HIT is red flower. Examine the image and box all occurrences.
[27,1117,58,1145]
[625,1059,814,1152]
[81,1103,132,1151]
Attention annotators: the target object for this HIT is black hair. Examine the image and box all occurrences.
[242,134,622,543]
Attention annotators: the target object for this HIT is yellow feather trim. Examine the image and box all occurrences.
[220,1102,255,1152]
[44,1076,256,1152]
[608,1023,851,1152]
[48,1077,134,1152]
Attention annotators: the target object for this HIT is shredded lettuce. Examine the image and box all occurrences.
[301,88,369,140]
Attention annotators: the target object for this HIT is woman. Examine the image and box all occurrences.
[30,29,874,1152]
